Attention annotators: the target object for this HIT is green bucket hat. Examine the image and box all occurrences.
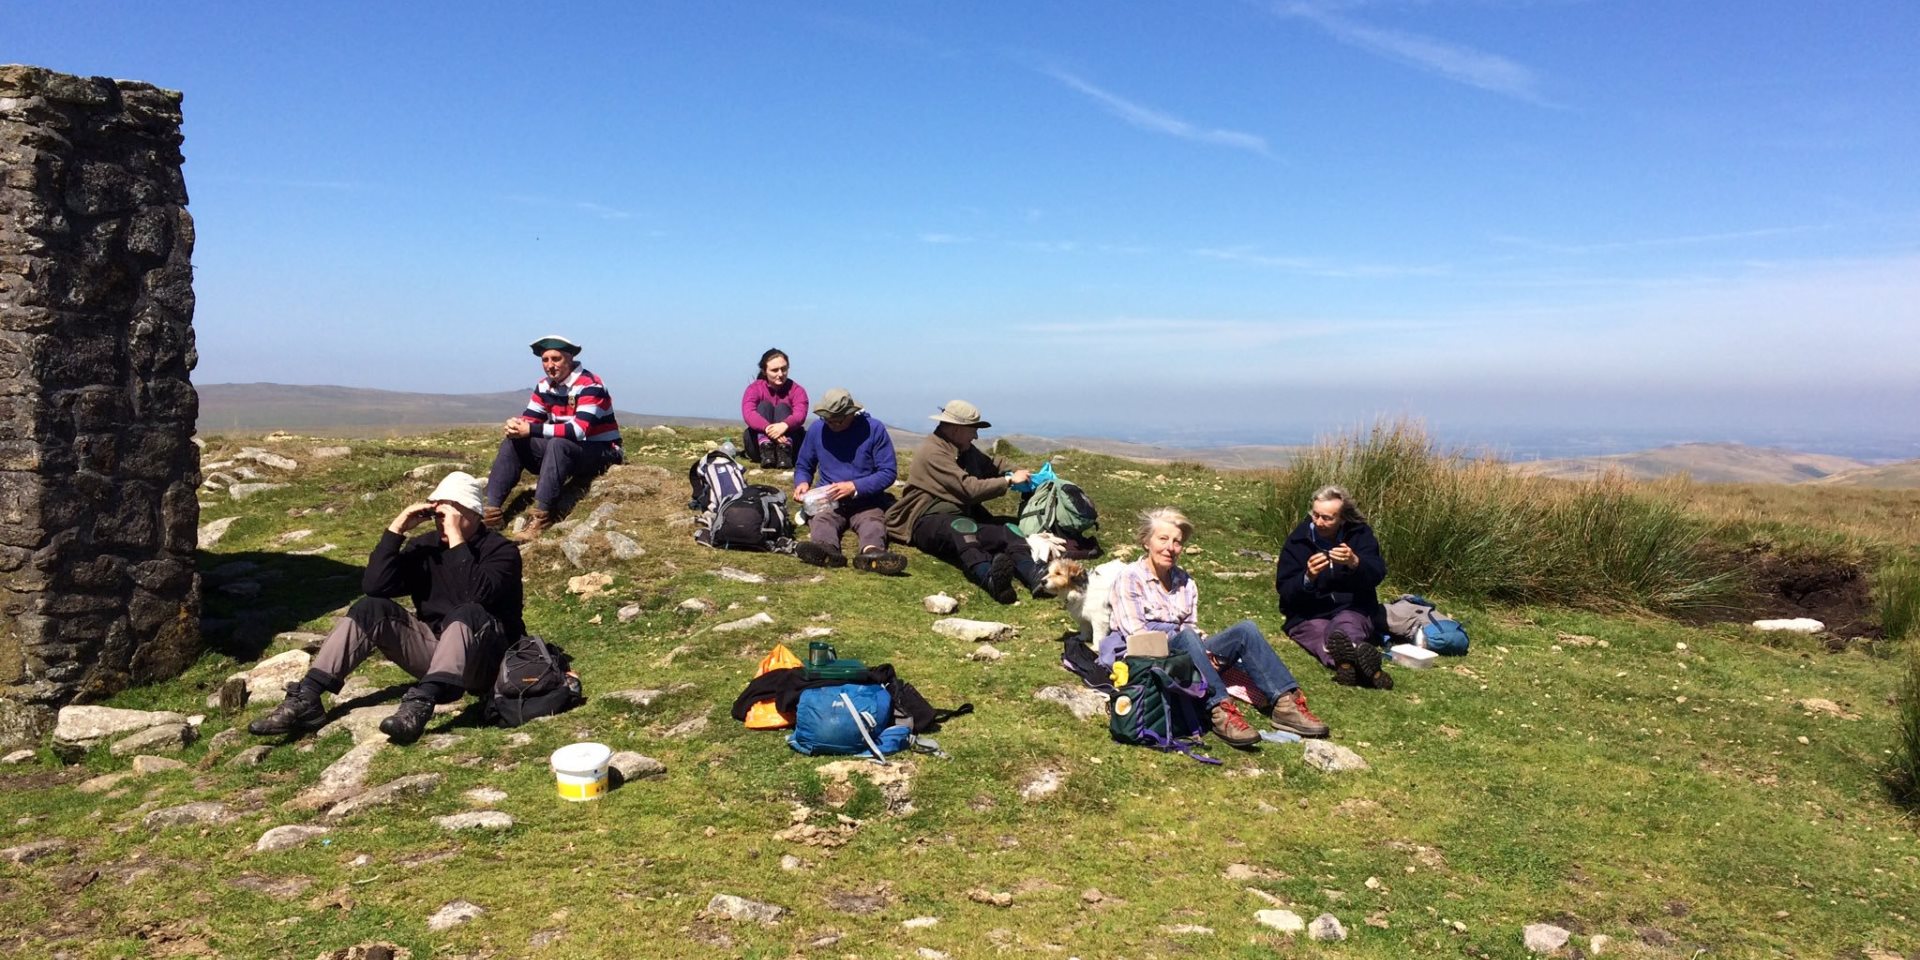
[814,388,864,419]
[529,335,582,357]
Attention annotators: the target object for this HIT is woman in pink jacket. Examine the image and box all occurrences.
[740,348,810,469]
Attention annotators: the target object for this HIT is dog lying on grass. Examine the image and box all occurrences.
[1044,557,1129,645]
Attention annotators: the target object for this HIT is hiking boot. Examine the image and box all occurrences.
[1012,555,1050,598]
[1267,688,1331,738]
[852,548,908,576]
[776,445,796,469]
[247,683,325,736]
[1326,630,1361,687]
[378,697,435,745]
[1209,700,1260,748]
[1349,640,1394,690]
[985,553,1020,604]
[517,508,552,541]
[482,505,504,530]
[795,541,847,568]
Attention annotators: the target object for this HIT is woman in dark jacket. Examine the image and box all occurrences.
[1275,485,1392,689]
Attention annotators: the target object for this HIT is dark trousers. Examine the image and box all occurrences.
[910,513,1023,571]
[486,435,620,510]
[1285,609,1376,668]
[306,597,507,701]
[743,402,804,460]
[808,499,890,557]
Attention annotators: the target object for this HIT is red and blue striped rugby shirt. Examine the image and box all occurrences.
[519,367,621,445]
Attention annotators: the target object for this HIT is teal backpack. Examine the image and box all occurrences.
[1107,652,1220,765]
[1017,477,1100,538]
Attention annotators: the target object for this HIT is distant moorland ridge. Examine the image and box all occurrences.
[196,384,1918,485]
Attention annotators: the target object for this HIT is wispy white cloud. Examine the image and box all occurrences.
[1193,245,1452,278]
[1490,224,1827,255]
[1273,1,1551,105]
[503,194,634,220]
[573,201,633,221]
[1043,68,1273,156]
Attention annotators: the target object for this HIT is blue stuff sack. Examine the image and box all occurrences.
[787,684,911,758]
[1419,618,1470,655]
[1384,594,1470,656]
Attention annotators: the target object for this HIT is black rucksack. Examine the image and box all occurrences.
[484,635,584,728]
[699,483,793,551]
[688,449,749,513]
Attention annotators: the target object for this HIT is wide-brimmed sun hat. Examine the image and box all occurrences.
[529,335,582,357]
[814,388,864,419]
[929,399,990,429]
[426,471,486,514]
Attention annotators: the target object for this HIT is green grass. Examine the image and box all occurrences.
[1,428,1917,958]
[1875,559,1920,645]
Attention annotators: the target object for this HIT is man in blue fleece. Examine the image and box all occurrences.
[791,388,907,574]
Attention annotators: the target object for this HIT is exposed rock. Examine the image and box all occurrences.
[228,649,313,705]
[602,688,671,709]
[254,824,330,853]
[559,538,592,569]
[225,744,274,768]
[230,482,289,500]
[421,733,464,752]
[966,888,1013,908]
[145,801,230,830]
[1797,697,1861,721]
[603,530,645,560]
[288,740,387,810]
[1018,767,1064,801]
[712,567,766,584]
[237,448,299,470]
[131,755,187,774]
[678,597,716,614]
[1256,909,1305,933]
[3,749,36,764]
[705,893,785,924]
[273,528,314,545]
[427,900,485,931]
[1589,934,1612,955]
[608,752,667,784]
[199,516,239,548]
[277,631,328,652]
[780,854,807,871]
[406,462,468,481]
[1753,617,1824,633]
[311,445,352,459]
[463,787,509,805]
[901,916,939,930]
[1524,923,1572,954]
[290,543,338,556]
[109,722,193,757]
[1303,740,1370,773]
[617,603,643,623]
[1,839,68,865]
[54,706,187,754]
[661,715,709,738]
[1309,913,1347,942]
[714,612,774,633]
[923,593,960,614]
[1165,924,1215,935]
[315,704,397,745]
[434,811,514,832]
[567,572,614,598]
[1034,686,1109,722]
[325,773,443,820]
[931,618,1015,643]
[970,643,1005,662]
[77,771,133,794]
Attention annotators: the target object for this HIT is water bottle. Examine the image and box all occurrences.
[721,439,738,458]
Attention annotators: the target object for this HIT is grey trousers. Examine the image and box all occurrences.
[807,502,889,557]
[308,597,506,699]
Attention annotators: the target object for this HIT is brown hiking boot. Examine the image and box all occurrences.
[852,548,908,576]
[1326,630,1361,686]
[517,508,552,541]
[1209,700,1260,748]
[1267,688,1331,738]
[1349,640,1394,690]
[482,505,504,530]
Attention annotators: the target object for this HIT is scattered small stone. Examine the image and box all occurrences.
[1,839,68,865]
[53,705,188,755]
[273,528,314,545]
[617,603,643,623]
[678,597,716,614]
[779,854,806,871]
[1797,697,1860,720]
[966,888,1013,907]
[434,811,515,832]
[198,516,239,548]
[2,749,35,764]
[901,916,939,930]
[528,929,565,949]
[1302,740,1370,773]
[131,755,187,775]
[566,572,614,598]
[237,448,300,470]
[145,801,230,830]
[1165,923,1215,935]
[970,643,1005,662]
[77,771,132,794]
[254,824,330,853]
[608,752,666,783]
[1309,913,1347,942]
[661,715,709,738]
[931,618,1016,643]
[1033,685,1109,722]
[1523,923,1572,954]
[405,461,468,481]
[602,689,670,708]
[505,732,535,747]
[1256,909,1305,933]
[325,773,443,820]
[464,787,508,805]
[110,723,194,757]
[712,567,767,584]
[713,612,775,632]
[1589,933,1612,955]
[230,482,289,500]
[427,900,485,931]
[705,893,785,924]
[311,445,351,459]
[789,625,834,640]
[923,593,960,614]
[603,530,645,560]
[1017,767,1064,801]
[231,649,314,705]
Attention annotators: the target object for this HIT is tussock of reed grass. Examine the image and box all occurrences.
[1874,559,1920,644]
[1888,649,1920,810]
[1258,420,1739,614]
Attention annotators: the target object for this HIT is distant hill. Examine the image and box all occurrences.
[1805,459,1920,488]
[195,383,736,437]
[1509,442,1869,485]
[999,434,1298,469]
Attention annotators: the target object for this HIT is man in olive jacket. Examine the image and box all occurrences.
[885,400,1038,603]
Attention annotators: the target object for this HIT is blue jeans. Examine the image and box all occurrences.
[1170,620,1299,708]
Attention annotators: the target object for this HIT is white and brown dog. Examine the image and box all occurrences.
[1044,557,1130,645]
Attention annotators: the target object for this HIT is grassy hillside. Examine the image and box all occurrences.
[1509,442,1869,485]
[1,428,1916,959]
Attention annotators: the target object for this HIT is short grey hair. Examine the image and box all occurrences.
[1137,507,1194,546]
[1310,485,1367,524]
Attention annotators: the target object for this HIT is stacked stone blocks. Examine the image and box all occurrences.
[0,64,201,748]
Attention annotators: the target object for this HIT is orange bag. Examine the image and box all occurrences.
[744,643,803,729]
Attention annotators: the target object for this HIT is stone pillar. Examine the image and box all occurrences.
[0,65,201,749]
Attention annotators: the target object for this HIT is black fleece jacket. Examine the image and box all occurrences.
[1274,517,1387,632]
[363,529,526,639]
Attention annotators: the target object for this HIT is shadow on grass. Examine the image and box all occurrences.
[198,550,366,662]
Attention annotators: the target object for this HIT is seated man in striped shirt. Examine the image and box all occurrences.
[483,335,622,539]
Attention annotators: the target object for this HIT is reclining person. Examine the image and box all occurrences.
[884,399,1041,603]
[791,387,908,574]
[484,334,622,540]
[1103,507,1331,745]
[1275,484,1392,689]
[249,471,525,744]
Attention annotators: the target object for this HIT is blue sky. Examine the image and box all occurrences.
[10,1,1919,454]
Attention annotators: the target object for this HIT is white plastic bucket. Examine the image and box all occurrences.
[549,742,612,802]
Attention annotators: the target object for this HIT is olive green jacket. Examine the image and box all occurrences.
[884,431,1012,543]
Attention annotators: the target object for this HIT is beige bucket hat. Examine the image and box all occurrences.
[929,399,990,430]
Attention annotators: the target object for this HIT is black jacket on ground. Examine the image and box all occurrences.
[363,529,526,639]
[1274,517,1387,632]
